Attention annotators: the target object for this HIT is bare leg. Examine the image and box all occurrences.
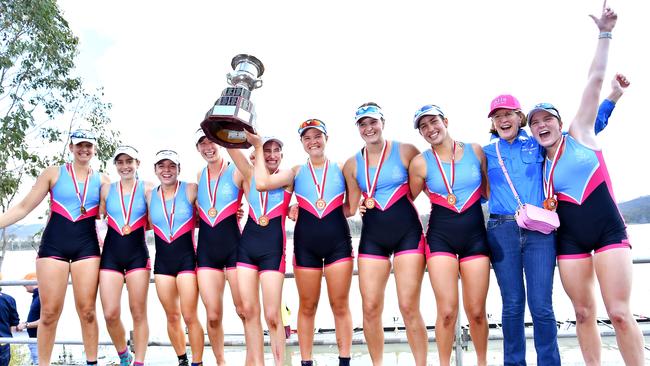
[70,258,100,362]
[155,275,187,356]
[324,260,354,358]
[460,257,490,366]
[393,253,427,366]
[294,268,322,362]
[237,267,263,366]
[358,257,390,365]
[198,269,227,364]
[125,269,150,364]
[177,273,204,364]
[35,259,70,366]
[260,271,285,366]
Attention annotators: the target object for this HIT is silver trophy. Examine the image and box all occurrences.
[200,54,265,148]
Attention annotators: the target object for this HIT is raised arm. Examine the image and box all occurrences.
[226,148,254,182]
[0,166,57,228]
[569,2,617,146]
[246,131,294,191]
[594,73,629,134]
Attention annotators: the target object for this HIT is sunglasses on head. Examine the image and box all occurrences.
[414,104,444,119]
[70,129,96,139]
[355,105,382,118]
[299,119,325,129]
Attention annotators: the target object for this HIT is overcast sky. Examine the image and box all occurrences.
[17,0,649,223]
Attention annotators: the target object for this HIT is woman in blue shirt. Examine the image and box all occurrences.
[483,42,626,366]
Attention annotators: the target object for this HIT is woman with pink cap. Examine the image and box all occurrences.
[0,129,110,366]
[409,104,490,366]
[483,5,628,365]
[343,102,428,366]
[526,5,644,364]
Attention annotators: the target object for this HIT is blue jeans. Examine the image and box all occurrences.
[487,218,561,366]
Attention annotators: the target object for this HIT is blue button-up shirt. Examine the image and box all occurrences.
[484,99,615,215]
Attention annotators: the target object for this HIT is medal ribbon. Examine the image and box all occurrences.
[258,169,278,220]
[543,135,565,199]
[206,160,226,210]
[159,181,180,239]
[363,141,388,199]
[119,180,138,229]
[432,141,456,199]
[68,163,91,213]
[307,159,329,205]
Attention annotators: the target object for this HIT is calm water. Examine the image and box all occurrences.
[4,224,650,365]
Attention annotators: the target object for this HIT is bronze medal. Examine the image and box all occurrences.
[365,197,376,209]
[122,224,132,235]
[543,197,557,210]
[208,207,218,217]
[80,206,87,215]
[259,215,269,227]
[316,199,326,210]
[447,193,457,206]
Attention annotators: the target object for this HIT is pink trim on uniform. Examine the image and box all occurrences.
[100,268,124,275]
[396,234,426,257]
[178,270,196,276]
[125,267,151,275]
[75,255,100,261]
[197,266,224,272]
[381,183,410,211]
[37,255,66,261]
[428,251,456,259]
[225,266,237,272]
[50,200,74,221]
[259,268,285,276]
[557,253,591,260]
[293,265,322,271]
[595,242,631,254]
[459,254,488,263]
[325,257,354,268]
[358,253,389,261]
[236,262,259,271]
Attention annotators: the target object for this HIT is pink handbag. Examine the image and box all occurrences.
[495,142,560,234]
[515,204,560,234]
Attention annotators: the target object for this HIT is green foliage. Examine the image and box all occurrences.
[0,0,120,213]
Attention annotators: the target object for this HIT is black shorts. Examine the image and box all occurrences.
[196,215,241,271]
[358,196,424,259]
[39,213,100,262]
[100,226,150,274]
[556,183,629,259]
[426,201,489,261]
[293,207,353,269]
[153,231,196,276]
[237,216,285,273]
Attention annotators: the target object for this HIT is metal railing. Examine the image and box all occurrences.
[1,257,649,365]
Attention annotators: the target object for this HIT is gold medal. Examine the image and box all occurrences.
[543,197,557,210]
[122,224,132,235]
[208,207,218,217]
[80,206,87,215]
[365,197,376,209]
[447,193,457,206]
[259,215,269,227]
[315,199,326,210]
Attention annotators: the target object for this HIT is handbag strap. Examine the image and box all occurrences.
[495,140,524,208]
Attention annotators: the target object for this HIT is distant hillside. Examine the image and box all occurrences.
[619,195,650,224]
[3,223,43,238]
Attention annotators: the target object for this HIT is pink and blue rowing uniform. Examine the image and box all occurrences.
[422,144,489,261]
[196,163,243,271]
[237,174,291,273]
[149,182,196,276]
[39,164,101,262]
[293,161,353,270]
[101,180,150,274]
[546,135,628,258]
[355,141,424,259]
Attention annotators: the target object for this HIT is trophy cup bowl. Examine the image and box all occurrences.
[200,54,265,148]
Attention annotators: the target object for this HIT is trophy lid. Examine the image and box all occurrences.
[231,54,265,77]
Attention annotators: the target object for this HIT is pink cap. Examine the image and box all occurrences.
[488,94,521,117]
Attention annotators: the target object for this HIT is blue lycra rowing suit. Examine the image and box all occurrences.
[40,164,101,262]
[546,135,628,258]
[101,180,150,274]
[149,182,196,276]
[355,141,424,259]
[422,144,489,261]
[237,174,291,273]
[196,163,243,271]
[293,161,353,269]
